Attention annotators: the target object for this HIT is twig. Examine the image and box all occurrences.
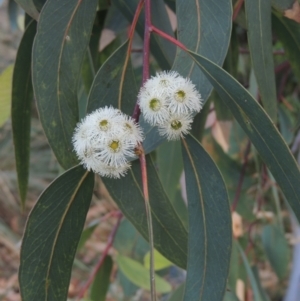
[139,148,156,301]
[76,212,123,300]
[232,0,244,21]
[151,25,187,51]
[129,0,145,122]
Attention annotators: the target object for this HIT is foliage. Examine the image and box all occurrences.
[1,0,300,300]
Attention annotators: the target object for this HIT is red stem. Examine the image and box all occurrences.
[126,0,144,123]
[232,0,244,21]
[76,212,123,300]
[140,153,149,200]
[132,0,151,122]
[142,0,152,84]
[151,25,187,51]
[231,140,251,212]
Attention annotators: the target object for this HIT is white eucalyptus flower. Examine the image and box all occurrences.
[138,88,169,125]
[88,106,123,137]
[158,113,193,140]
[97,134,135,167]
[167,77,202,114]
[143,71,180,94]
[94,161,131,179]
[121,115,144,145]
[72,106,144,178]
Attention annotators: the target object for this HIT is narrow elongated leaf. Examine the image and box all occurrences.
[33,0,47,12]
[87,41,137,116]
[14,0,39,20]
[102,156,188,269]
[173,0,232,103]
[19,165,94,301]
[181,135,232,301]
[188,50,300,223]
[11,21,36,207]
[245,0,277,121]
[116,255,172,293]
[0,65,13,127]
[157,140,187,224]
[271,0,294,12]
[223,291,241,301]
[90,256,113,301]
[144,249,172,271]
[32,0,98,169]
[112,0,176,69]
[262,224,290,280]
[237,242,268,301]
[272,12,300,81]
[157,140,182,201]
[168,283,185,301]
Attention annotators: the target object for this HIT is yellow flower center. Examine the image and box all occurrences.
[99,119,109,130]
[109,140,120,152]
[171,120,182,130]
[175,90,186,102]
[149,98,161,111]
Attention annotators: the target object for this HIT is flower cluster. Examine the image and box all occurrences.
[72,106,143,178]
[138,71,202,140]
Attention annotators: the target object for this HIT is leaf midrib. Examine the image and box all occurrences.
[56,0,83,150]
[44,170,89,300]
[182,138,207,299]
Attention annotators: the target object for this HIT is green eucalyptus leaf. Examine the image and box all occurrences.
[188,50,300,223]
[272,12,300,82]
[102,156,188,269]
[116,255,172,293]
[173,0,232,103]
[278,104,294,145]
[271,0,294,12]
[114,218,149,261]
[223,291,241,301]
[262,224,290,280]
[181,134,232,301]
[33,0,47,11]
[144,249,173,271]
[14,0,39,20]
[32,0,98,169]
[77,220,98,251]
[168,283,185,301]
[19,165,94,301]
[87,41,137,116]
[157,140,182,201]
[245,0,277,121]
[11,20,36,207]
[237,241,270,301]
[156,140,187,224]
[104,3,129,34]
[90,256,113,301]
